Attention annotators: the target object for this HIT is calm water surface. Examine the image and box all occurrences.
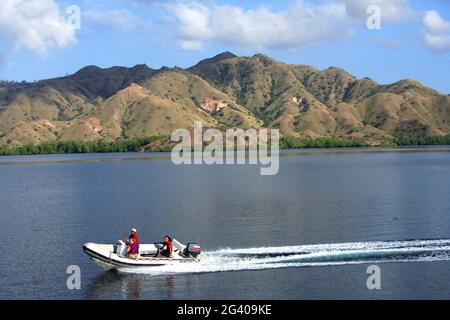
[0,147,449,299]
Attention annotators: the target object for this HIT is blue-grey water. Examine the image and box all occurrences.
[0,147,449,300]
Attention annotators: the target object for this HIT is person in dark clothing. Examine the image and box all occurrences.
[155,235,173,258]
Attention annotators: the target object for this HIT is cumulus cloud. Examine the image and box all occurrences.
[343,0,415,23]
[167,0,352,50]
[0,0,77,56]
[83,9,144,32]
[422,10,450,52]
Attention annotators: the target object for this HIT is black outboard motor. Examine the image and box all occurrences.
[183,243,201,258]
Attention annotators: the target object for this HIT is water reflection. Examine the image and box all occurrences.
[86,272,179,300]
[1,147,449,167]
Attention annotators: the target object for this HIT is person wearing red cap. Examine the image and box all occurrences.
[123,228,139,244]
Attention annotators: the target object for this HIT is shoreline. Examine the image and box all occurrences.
[1,144,449,159]
[1,135,449,157]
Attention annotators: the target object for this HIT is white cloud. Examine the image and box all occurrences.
[422,10,450,52]
[423,10,450,34]
[83,9,144,32]
[0,0,77,56]
[167,0,352,50]
[179,40,204,50]
[343,0,415,23]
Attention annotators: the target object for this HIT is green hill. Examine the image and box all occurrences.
[1,52,449,147]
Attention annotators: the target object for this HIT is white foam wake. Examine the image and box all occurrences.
[118,239,450,275]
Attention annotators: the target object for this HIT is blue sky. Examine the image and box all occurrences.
[0,0,449,93]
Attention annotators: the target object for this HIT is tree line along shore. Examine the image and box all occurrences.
[0,135,449,156]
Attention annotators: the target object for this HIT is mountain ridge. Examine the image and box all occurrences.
[0,52,449,147]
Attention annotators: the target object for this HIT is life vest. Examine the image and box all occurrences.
[165,240,173,255]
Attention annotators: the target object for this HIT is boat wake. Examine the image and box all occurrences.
[118,239,450,275]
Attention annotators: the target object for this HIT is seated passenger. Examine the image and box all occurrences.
[127,236,139,260]
[123,228,139,244]
[155,235,173,258]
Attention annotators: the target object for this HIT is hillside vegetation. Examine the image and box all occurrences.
[1,52,449,149]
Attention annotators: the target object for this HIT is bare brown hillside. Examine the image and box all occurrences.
[0,52,448,146]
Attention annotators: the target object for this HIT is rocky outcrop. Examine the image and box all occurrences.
[291,96,304,106]
[200,98,228,113]
[291,95,309,112]
[86,117,103,133]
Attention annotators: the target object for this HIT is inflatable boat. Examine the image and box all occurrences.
[83,239,201,270]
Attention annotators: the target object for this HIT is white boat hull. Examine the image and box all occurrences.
[83,240,200,270]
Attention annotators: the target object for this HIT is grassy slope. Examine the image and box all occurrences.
[1,53,449,149]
